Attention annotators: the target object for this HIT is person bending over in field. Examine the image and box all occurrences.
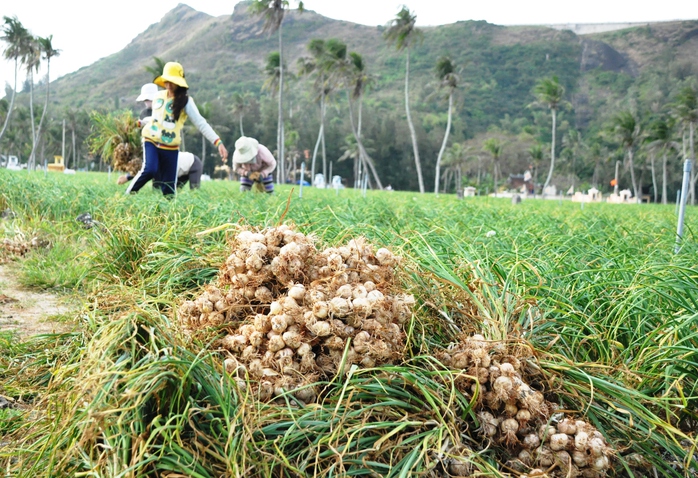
[118,152,203,190]
[126,62,228,196]
[136,82,158,121]
[231,136,276,193]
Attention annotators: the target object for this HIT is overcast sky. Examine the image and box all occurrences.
[2,0,697,94]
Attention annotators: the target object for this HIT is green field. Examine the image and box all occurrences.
[0,169,696,477]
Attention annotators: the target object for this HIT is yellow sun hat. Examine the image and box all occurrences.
[154,62,189,88]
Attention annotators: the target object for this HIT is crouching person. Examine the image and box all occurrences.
[232,136,276,193]
[117,152,203,190]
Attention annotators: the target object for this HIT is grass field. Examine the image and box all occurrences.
[0,169,696,477]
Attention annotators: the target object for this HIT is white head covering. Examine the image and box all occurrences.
[136,83,159,102]
[233,136,260,164]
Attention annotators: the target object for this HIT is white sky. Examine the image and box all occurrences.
[1,0,697,95]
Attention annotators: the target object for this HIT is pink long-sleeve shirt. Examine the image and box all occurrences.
[234,144,277,178]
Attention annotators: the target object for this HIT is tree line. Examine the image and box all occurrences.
[2,5,698,202]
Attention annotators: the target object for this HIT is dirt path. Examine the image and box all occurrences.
[0,264,73,338]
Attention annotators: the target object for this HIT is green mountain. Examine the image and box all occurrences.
[7,2,698,193]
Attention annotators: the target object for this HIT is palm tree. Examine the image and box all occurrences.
[343,51,382,189]
[22,35,41,169]
[586,142,606,188]
[298,39,330,182]
[337,134,377,188]
[30,35,60,168]
[0,16,30,147]
[384,6,425,193]
[285,129,301,182]
[263,51,282,94]
[482,137,504,197]
[337,134,361,165]
[346,52,374,139]
[434,56,458,195]
[261,48,291,175]
[261,49,285,180]
[528,143,544,189]
[670,85,698,204]
[609,110,642,201]
[250,0,304,184]
[442,142,470,193]
[230,91,254,136]
[560,129,587,188]
[144,56,166,79]
[646,116,679,204]
[0,98,7,128]
[533,76,565,193]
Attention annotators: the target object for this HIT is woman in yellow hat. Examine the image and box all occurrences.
[126,62,228,196]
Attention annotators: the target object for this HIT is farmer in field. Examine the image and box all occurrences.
[231,136,276,193]
[117,152,203,190]
[126,62,228,196]
[136,82,158,121]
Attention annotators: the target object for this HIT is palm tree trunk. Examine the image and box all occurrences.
[493,160,499,197]
[348,93,383,189]
[28,71,36,169]
[404,48,424,193]
[311,124,322,185]
[30,60,51,168]
[321,99,327,180]
[280,118,285,183]
[592,157,600,187]
[0,59,18,154]
[662,151,668,205]
[310,95,324,184]
[277,23,285,184]
[628,148,639,201]
[357,93,363,139]
[239,115,244,136]
[72,126,76,170]
[356,92,364,189]
[457,165,462,193]
[543,108,557,193]
[477,156,482,186]
[434,91,452,195]
[689,122,695,205]
[650,153,657,203]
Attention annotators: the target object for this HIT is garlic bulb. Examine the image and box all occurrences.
[500,418,520,445]
[329,297,351,317]
[549,433,570,451]
[335,284,353,299]
[557,418,577,435]
[308,320,332,337]
[282,331,302,349]
[522,433,540,450]
[288,283,306,302]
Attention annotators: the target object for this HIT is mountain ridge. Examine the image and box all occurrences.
[40,2,697,113]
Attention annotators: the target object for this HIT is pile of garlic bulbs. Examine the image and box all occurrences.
[179,225,414,402]
[439,335,613,477]
[2,235,47,260]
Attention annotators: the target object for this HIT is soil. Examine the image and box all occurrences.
[0,264,73,339]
